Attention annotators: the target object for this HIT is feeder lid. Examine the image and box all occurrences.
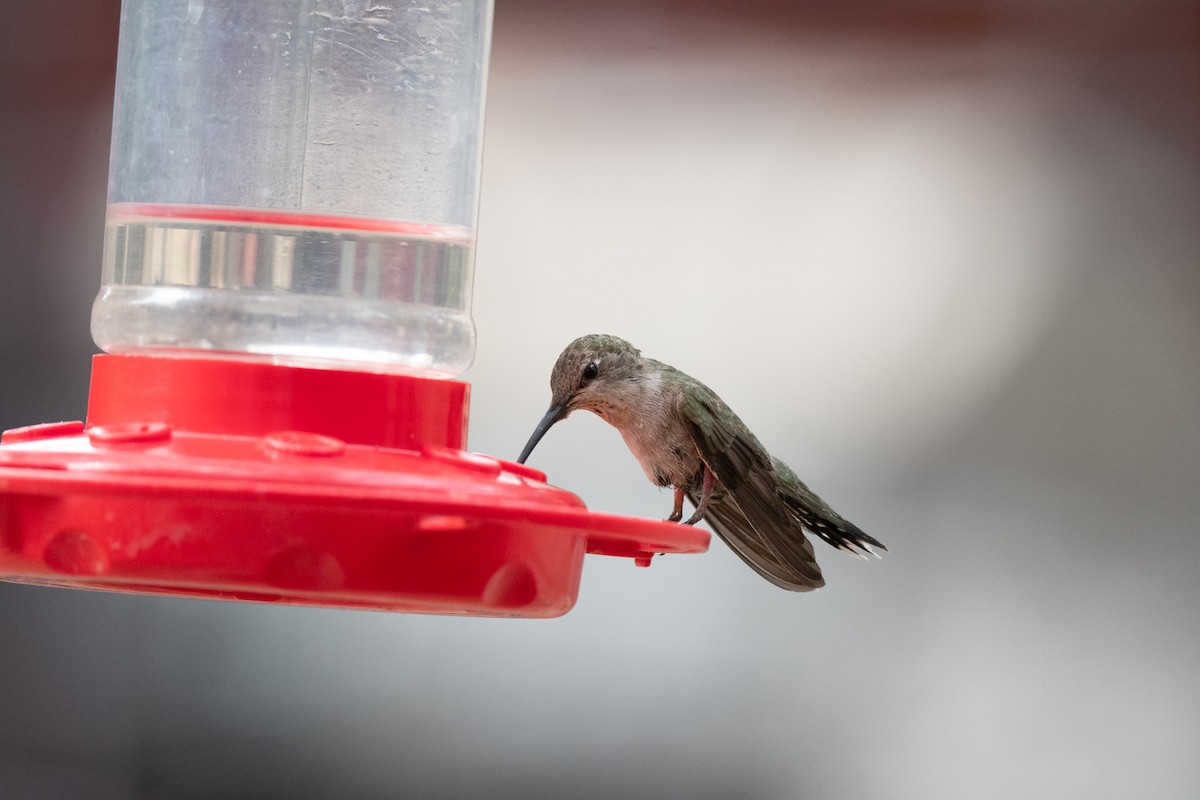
[0,355,708,617]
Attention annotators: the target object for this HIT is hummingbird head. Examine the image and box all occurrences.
[517,334,645,464]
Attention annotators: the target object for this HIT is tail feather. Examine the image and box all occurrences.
[773,459,887,559]
[788,505,887,559]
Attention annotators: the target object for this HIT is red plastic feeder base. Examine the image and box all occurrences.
[0,355,708,617]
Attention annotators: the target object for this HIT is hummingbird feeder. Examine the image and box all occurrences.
[0,0,707,617]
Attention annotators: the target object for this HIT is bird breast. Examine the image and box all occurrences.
[605,374,702,489]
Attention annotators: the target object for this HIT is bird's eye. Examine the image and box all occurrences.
[581,361,599,382]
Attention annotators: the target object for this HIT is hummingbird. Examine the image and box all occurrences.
[517,334,886,591]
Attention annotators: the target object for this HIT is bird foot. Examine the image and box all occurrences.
[679,467,714,526]
[667,487,685,523]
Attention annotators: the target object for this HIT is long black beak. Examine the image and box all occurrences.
[517,404,567,464]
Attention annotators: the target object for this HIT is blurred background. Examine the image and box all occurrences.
[2,0,1198,797]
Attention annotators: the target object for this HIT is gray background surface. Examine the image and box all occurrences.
[2,1,1197,797]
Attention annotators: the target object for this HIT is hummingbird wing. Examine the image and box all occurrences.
[676,382,827,591]
[694,492,826,591]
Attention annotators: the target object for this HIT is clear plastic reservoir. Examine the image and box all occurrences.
[92,0,493,377]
